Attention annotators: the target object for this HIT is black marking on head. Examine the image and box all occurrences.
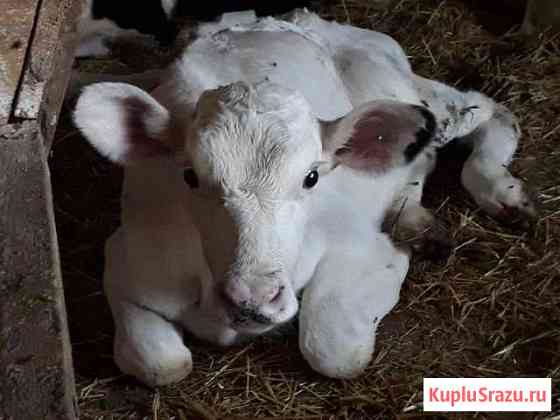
[409,181,420,186]
[508,185,515,189]
[405,106,436,163]
[421,100,430,108]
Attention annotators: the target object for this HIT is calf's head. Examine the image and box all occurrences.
[74,81,435,333]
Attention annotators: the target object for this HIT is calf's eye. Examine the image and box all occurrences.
[183,168,199,189]
[303,170,319,189]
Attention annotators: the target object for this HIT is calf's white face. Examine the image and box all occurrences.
[182,83,323,332]
[74,81,435,334]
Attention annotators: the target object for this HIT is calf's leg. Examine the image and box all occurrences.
[104,230,192,386]
[460,104,537,225]
[299,234,409,378]
[386,150,454,261]
[112,301,193,386]
[414,76,537,226]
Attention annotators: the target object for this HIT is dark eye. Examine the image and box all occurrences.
[303,170,319,189]
[183,168,199,189]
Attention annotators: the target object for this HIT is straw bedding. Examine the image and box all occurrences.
[51,0,560,418]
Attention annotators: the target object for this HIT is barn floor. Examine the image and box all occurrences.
[50,0,560,418]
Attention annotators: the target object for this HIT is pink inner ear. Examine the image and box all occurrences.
[336,112,413,172]
[122,96,171,160]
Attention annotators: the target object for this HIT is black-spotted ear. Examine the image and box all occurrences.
[321,100,436,173]
[74,82,173,165]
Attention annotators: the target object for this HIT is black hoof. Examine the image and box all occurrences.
[408,223,454,262]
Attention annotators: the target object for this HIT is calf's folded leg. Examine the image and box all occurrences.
[414,75,537,225]
[104,230,192,387]
[386,150,454,261]
[460,104,537,225]
[299,235,409,378]
[112,301,193,387]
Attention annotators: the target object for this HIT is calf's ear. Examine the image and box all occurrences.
[320,100,436,173]
[73,82,172,165]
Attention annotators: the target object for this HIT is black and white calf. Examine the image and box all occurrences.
[76,0,314,57]
[76,0,177,57]
[74,10,536,386]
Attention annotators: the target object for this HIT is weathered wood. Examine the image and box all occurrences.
[0,123,78,420]
[13,0,67,120]
[37,0,83,148]
[14,0,82,135]
[0,0,40,124]
[0,0,82,418]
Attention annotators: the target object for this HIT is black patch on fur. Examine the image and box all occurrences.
[404,106,436,163]
[92,0,178,45]
[90,0,314,45]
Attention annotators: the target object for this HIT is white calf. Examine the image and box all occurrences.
[73,10,536,386]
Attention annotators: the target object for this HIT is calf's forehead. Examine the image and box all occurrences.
[187,83,322,192]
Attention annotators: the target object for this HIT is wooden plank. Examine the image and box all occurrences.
[37,0,83,148]
[0,123,78,420]
[14,0,82,135]
[0,0,40,124]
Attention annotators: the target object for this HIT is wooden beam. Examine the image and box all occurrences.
[0,0,82,418]
[13,0,82,148]
[0,0,40,124]
[0,123,78,420]
[39,0,83,149]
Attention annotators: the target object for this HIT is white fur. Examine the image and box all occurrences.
[74,10,535,386]
[74,83,170,163]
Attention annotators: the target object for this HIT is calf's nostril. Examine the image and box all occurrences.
[269,286,284,304]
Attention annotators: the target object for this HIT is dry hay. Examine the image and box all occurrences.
[50,0,560,418]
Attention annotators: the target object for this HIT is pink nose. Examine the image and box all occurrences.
[222,281,282,308]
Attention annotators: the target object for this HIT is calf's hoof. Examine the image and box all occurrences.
[302,345,371,380]
[463,168,538,230]
[492,187,539,230]
[114,336,193,387]
[409,221,455,262]
[300,329,375,380]
[391,221,454,262]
